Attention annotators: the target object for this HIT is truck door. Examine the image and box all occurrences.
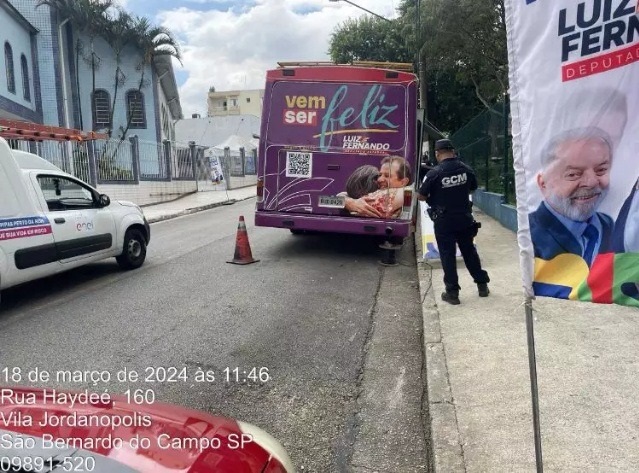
[0,145,59,288]
[0,214,59,288]
[31,174,117,263]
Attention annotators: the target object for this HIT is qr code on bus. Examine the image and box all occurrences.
[286,151,312,178]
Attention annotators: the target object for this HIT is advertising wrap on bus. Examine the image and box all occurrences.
[255,65,420,239]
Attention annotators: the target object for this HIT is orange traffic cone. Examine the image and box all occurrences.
[227,216,259,265]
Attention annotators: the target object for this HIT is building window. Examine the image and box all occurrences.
[126,90,146,128]
[21,55,30,101]
[5,42,15,94]
[246,97,251,103]
[92,89,111,129]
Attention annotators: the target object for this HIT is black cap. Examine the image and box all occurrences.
[435,139,454,151]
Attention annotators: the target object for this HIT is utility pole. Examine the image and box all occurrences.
[415,0,432,160]
[416,0,424,108]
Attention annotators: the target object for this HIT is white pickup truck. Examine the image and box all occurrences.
[0,137,150,300]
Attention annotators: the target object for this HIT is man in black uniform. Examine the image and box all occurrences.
[417,139,490,305]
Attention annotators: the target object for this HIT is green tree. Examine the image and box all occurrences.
[328,0,507,133]
[412,0,508,108]
[329,16,412,64]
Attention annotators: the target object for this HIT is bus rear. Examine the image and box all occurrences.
[255,63,420,240]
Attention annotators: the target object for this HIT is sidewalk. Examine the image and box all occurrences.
[141,193,639,471]
[141,186,257,223]
[417,209,639,472]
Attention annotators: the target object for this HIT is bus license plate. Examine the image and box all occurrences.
[318,195,345,208]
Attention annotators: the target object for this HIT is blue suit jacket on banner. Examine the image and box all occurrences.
[529,202,615,299]
[611,182,639,299]
[612,182,637,252]
[529,202,615,260]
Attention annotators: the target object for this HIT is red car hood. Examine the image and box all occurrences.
[0,386,291,472]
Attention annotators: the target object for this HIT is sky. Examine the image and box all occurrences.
[115,0,401,117]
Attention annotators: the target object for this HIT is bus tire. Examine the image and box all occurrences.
[116,229,147,270]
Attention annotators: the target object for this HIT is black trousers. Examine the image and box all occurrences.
[435,218,490,293]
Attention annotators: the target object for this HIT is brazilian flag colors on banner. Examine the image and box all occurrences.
[504,0,639,307]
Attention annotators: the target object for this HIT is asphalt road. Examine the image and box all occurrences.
[0,198,429,472]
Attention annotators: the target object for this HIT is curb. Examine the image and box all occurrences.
[145,195,256,224]
[415,221,466,472]
[139,190,198,208]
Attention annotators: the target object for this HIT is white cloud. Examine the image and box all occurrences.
[156,0,401,116]
[112,0,129,9]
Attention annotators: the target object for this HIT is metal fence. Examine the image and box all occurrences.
[218,147,258,189]
[450,99,515,204]
[138,139,167,180]
[7,136,206,186]
[220,147,257,178]
[93,139,135,182]
[171,142,195,180]
[8,139,93,183]
[244,149,257,175]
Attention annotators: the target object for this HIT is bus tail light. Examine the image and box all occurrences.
[257,179,264,202]
[403,189,413,209]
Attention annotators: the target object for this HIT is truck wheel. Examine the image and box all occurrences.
[116,229,147,270]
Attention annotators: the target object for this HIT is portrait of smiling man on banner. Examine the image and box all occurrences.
[531,127,616,267]
[527,87,638,302]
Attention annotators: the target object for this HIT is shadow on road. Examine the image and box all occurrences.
[0,262,122,314]
[270,231,399,260]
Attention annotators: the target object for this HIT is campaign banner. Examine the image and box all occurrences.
[505,0,639,306]
[419,200,462,261]
[258,75,418,220]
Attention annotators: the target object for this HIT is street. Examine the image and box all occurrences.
[0,198,429,472]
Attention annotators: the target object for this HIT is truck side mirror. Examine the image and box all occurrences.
[99,194,111,207]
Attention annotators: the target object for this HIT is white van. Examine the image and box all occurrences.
[0,137,150,299]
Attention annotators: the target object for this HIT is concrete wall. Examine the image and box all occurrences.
[97,180,197,206]
[0,14,33,108]
[12,0,58,125]
[0,2,40,122]
[472,189,517,233]
[225,174,257,190]
[156,74,175,142]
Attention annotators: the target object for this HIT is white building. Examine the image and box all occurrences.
[207,88,263,118]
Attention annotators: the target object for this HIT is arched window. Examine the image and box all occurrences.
[91,89,111,129]
[125,90,146,128]
[20,55,30,101]
[5,42,15,94]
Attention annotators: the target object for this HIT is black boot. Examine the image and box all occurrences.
[477,283,490,297]
[441,291,460,305]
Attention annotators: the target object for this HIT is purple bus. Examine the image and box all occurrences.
[255,63,421,241]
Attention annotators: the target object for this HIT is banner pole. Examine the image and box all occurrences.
[525,297,543,472]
